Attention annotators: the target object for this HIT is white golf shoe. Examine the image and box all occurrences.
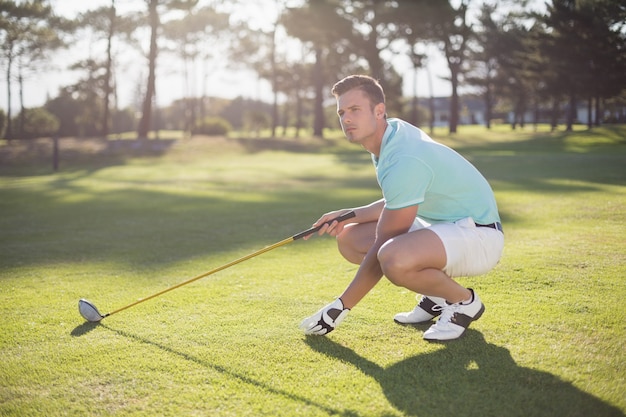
[423,289,485,341]
[394,294,447,324]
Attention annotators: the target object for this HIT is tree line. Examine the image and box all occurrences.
[1,0,625,140]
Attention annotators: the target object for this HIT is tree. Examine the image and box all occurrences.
[575,0,626,126]
[397,0,474,133]
[495,21,538,129]
[278,60,314,138]
[0,107,5,137]
[281,0,354,137]
[435,1,473,134]
[465,3,501,129]
[78,2,118,137]
[0,0,70,139]
[334,0,407,115]
[394,1,435,125]
[44,59,107,138]
[16,107,59,138]
[161,2,229,135]
[137,0,159,139]
[538,0,626,130]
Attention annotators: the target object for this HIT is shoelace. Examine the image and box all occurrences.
[431,303,461,326]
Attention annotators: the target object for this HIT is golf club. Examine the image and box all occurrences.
[78,211,356,322]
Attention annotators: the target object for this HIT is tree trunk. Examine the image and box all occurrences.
[5,50,13,140]
[566,93,576,132]
[426,63,435,135]
[103,0,115,138]
[270,27,278,139]
[281,99,288,137]
[295,88,302,139]
[137,0,159,140]
[410,66,419,126]
[550,98,558,132]
[484,85,492,130]
[312,47,324,138]
[18,63,25,138]
[449,67,459,134]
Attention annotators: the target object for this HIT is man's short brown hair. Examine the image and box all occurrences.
[331,75,386,108]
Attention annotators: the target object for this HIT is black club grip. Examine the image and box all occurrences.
[293,211,356,241]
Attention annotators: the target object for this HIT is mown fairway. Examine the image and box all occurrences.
[0,125,624,416]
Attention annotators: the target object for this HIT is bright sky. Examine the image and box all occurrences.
[0,0,458,113]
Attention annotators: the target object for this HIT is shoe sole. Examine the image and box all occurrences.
[423,303,485,342]
[473,304,485,321]
[393,317,437,325]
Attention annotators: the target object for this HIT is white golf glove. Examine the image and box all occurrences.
[299,298,350,335]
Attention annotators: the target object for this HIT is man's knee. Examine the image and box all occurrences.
[379,230,448,285]
[337,226,363,264]
[378,240,413,287]
[337,223,373,265]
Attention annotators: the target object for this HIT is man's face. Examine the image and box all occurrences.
[336,89,381,146]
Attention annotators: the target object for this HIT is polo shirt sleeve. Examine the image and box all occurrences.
[380,155,434,210]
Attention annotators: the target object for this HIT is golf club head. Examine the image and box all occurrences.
[78,299,104,322]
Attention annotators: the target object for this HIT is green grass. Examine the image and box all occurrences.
[1,124,625,416]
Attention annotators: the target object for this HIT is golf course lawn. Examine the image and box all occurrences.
[1,125,624,416]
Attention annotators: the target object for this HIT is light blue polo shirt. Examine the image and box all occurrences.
[373,118,500,225]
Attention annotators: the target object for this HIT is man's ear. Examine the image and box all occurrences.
[374,103,386,119]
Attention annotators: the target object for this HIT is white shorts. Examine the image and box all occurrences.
[410,217,504,278]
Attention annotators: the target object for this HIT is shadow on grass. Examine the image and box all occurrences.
[0,184,367,270]
[233,136,333,154]
[305,331,625,417]
[468,153,625,192]
[438,124,626,190]
[92,324,360,417]
[70,321,101,337]
[437,124,626,158]
[2,128,624,270]
[0,138,178,177]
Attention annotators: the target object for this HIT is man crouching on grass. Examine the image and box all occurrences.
[300,75,504,341]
